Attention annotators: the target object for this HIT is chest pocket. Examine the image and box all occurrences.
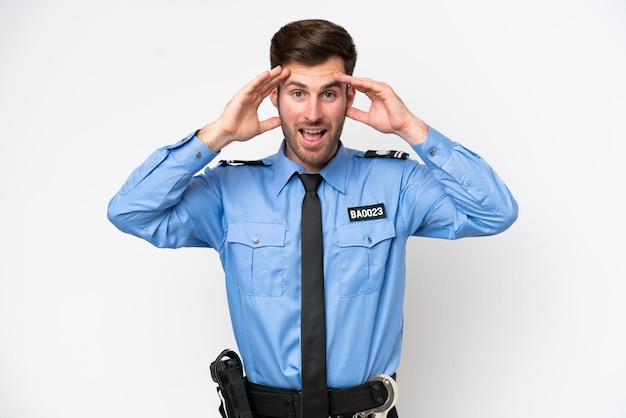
[336,219,396,297]
[227,221,286,297]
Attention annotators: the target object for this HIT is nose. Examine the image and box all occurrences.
[305,97,323,122]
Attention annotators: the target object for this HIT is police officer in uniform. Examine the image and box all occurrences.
[108,19,518,418]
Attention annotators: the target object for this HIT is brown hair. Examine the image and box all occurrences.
[270,19,357,75]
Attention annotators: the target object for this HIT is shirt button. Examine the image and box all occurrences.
[252,237,260,244]
[367,236,372,244]
[195,151,202,158]
[429,148,436,157]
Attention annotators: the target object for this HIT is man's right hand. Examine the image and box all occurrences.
[196,66,290,152]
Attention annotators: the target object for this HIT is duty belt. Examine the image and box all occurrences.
[245,374,397,418]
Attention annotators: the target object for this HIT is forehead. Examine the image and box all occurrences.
[281,56,346,90]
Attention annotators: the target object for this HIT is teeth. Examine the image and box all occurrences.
[302,129,324,134]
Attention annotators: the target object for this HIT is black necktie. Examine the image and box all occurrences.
[297,173,328,418]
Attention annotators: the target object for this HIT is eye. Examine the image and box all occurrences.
[322,91,337,101]
[292,91,303,98]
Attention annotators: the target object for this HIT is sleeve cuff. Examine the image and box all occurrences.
[165,131,219,173]
[413,127,454,167]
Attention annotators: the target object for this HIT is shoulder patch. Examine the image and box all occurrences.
[219,159,270,167]
[363,150,409,160]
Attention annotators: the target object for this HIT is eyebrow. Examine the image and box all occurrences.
[285,80,344,90]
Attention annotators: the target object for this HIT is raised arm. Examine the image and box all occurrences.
[334,72,518,237]
[334,72,429,145]
[197,66,289,152]
[107,67,289,248]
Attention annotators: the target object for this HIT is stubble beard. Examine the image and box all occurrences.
[282,122,344,171]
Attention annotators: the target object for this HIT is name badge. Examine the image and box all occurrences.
[348,203,386,222]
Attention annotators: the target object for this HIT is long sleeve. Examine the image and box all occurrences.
[107,132,222,248]
[407,127,518,238]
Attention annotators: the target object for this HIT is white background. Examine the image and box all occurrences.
[1,0,625,417]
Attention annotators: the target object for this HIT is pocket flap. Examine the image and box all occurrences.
[337,219,396,248]
[227,221,286,248]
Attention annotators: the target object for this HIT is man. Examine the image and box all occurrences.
[108,19,518,418]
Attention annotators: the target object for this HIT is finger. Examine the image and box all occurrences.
[353,79,383,96]
[333,72,352,84]
[258,115,283,134]
[261,72,289,102]
[241,69,273,93]
[345,106,369,125]
[334,72,367,93]
[258,67,289,97]
[242,66,288,97]
[335,72,377,91]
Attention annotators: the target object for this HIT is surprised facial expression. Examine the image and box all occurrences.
[270,56,355,173]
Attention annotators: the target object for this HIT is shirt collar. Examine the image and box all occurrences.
[271,140,349,196]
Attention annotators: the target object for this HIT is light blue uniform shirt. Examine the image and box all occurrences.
[108,127,517,390]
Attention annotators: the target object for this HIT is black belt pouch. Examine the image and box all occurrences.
[210,349,253,418]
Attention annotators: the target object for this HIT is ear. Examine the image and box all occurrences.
[346,84,356,107]
[269,88,279,108]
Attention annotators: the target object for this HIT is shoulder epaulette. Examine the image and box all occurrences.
[219,159,270,167]
[363,150,409,159]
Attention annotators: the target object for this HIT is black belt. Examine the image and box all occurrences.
[245,375,395,418]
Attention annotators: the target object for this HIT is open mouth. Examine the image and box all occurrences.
[300,129,327,142]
